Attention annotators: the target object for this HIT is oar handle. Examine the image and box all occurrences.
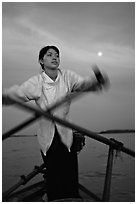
[92,64,110,89]
[93,67,106,85]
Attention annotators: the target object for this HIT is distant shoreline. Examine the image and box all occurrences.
[7,129,135,138]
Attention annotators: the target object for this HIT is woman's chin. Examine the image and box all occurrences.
[50,65,59,70]
[46,65,58,70]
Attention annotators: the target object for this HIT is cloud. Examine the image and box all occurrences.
[3,15,134,84]
[3,2,134,71]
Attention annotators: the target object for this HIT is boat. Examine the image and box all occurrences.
[2,94,135,202]
[3,132,101,202]
[3,171,101,202]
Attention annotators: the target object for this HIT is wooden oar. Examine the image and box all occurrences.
[2,114,40,141]
[2,95,135,157]
[2,67,109,140]
[2,91,87,141]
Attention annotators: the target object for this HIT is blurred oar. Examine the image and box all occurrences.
[2,95,135,157]
[2,68,109,141]
[2,91,87,141]
[2,114,40,141]
[98,129,135,134]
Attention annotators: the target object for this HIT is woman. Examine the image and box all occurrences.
[3,45,108,201]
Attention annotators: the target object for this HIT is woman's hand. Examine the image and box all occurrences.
[92,64,110,91]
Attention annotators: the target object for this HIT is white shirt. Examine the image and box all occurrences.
[4,69,95,155]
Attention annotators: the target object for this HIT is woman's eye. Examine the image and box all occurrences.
[46,53,59,58]
[47,54,52,57]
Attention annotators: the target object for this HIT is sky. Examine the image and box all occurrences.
[2,2,135,134]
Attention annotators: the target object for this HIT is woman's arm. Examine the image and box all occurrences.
[3,75,41,105]
[67,65,109,93]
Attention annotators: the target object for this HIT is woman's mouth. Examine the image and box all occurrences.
[52,61,57,65]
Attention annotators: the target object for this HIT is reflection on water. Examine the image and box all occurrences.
[2,133,135,202]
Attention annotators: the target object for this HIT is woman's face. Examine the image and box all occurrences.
[41,48,60,70]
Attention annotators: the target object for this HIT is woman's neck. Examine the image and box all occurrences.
[44,68,58,81]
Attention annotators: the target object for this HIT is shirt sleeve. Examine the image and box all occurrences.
[3,75,42,105]
[67,70,97,92]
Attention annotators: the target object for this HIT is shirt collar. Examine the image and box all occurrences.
[41,69,61,85]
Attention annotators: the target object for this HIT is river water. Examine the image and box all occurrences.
[2,133,135,202]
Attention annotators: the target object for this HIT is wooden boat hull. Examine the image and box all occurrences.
[5,180,97,202]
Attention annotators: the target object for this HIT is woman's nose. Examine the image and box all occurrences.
[52,56,57,60]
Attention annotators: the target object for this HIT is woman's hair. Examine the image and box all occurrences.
[39,45,60,69]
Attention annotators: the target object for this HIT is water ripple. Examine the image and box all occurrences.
[81,171,126,178]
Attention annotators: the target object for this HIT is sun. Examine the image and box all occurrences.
[97,52,103,57]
